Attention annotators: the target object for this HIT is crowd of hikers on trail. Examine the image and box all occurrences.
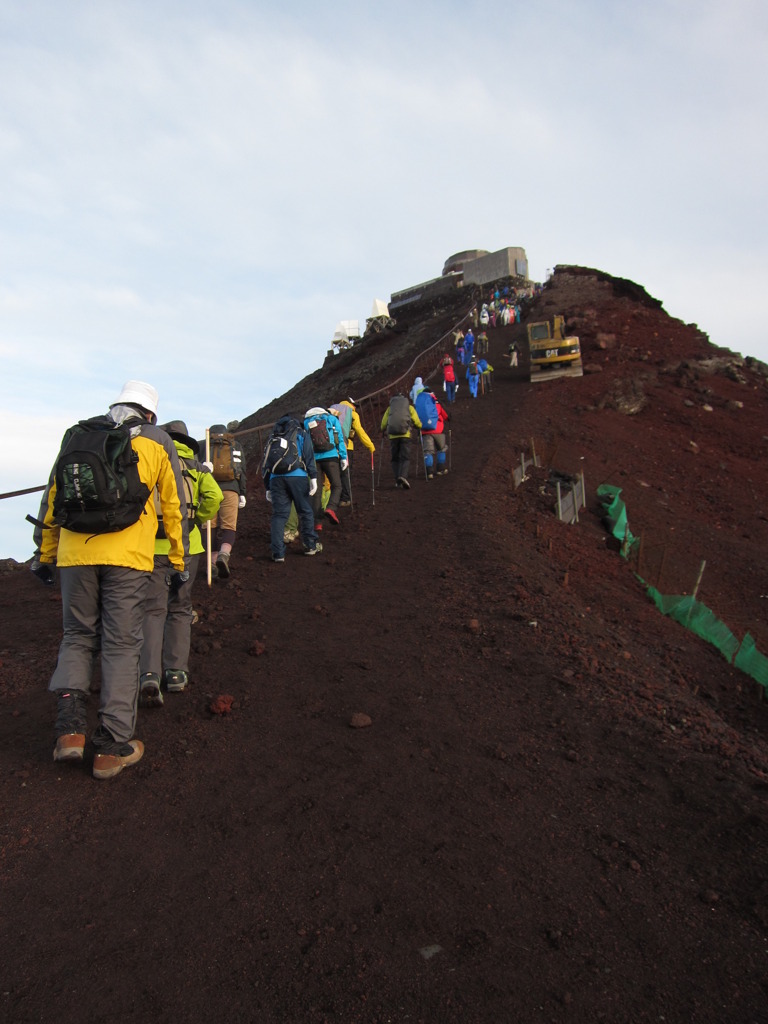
[26,299,516,780]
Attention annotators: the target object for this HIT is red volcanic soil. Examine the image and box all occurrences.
[1,267,767,1023]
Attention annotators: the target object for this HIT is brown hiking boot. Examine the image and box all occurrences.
[93,739,145,780]
[53,733,86,762]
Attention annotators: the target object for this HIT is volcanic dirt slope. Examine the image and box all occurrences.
[1,267,767,1024]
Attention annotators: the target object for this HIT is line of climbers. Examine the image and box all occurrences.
[26,341,493,779]
[25,383,380,778]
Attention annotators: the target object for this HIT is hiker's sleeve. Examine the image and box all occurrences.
[380,410,389,432]
[196,470,223,525]
[302,431,317,479]
[156,440,188,570]
[410,407,422,430]
[34,469,60,564]
[352,411,375,452]
[333,418,347,460]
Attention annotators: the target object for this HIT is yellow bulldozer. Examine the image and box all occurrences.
[527,315,583,382]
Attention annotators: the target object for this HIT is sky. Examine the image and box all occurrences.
[2,0,767,561]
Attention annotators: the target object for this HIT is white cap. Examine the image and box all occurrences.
[110,380,159,416]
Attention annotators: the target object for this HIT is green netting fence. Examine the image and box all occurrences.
[597,484,768,694]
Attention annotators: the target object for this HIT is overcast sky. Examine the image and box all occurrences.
[2,0,766,560]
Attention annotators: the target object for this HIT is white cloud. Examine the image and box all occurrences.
[0,0,766,558]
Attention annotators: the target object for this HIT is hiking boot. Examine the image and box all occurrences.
[339,500,351,508]
[164,670,188,693]
[304,542,323,556]
[93,739,145,780]
[216,551,231,578]
[324,508,340,525]
[54,733,86,762]
[397,477,410,490]
[436,468,448,476]
[283,529,299,543]
[426,472,434,480]
[272,554,285,563]
[191,608,199,625]
[314,522,323,532]
[139,672,163,708]
[53,689,88,760]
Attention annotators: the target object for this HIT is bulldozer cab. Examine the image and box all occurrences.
[527,315,583,382]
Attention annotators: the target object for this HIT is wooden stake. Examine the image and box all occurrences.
[685,560,706,627]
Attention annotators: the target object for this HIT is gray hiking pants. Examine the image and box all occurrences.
[140,552,200,677]
[49,564,151,745]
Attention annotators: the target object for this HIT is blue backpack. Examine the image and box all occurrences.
[414,390,439,431]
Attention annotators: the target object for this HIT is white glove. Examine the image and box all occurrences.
[202,461,213,472]
[265,491,272,503]
[340,459,348,472]
[239,495,246,509]
[309,478,318,496]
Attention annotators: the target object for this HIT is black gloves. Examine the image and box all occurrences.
[30,560,55,586]
[166,570,190,595]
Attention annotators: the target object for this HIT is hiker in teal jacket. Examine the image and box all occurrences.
[304,407,347,525]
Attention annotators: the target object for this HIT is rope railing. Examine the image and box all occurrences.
[1,307,474,500]
[229,307,473,452]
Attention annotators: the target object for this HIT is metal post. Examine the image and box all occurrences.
[556,481,563,521]
[371,451,375,506]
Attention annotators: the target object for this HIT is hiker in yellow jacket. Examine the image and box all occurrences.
[29,381,189,780]
[139,420,223,708]
[331,397,375,507]
[380,394,421,489]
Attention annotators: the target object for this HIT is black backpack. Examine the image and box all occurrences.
[51,415,151,534]
[262,420,306,475]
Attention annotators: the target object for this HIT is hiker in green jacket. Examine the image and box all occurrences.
[140,420,222,707]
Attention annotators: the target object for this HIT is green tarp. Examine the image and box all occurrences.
[597,484,766,693]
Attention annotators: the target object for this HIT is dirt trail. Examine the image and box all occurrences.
[1,270,767,1023]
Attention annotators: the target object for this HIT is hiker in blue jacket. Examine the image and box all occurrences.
[304,407,347,526]
[262,414,321,561]
[466,355,481,398]
[463,327,475,365]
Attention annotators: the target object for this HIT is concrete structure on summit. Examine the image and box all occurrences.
[389,246,529,311]
[459,246,528,285]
